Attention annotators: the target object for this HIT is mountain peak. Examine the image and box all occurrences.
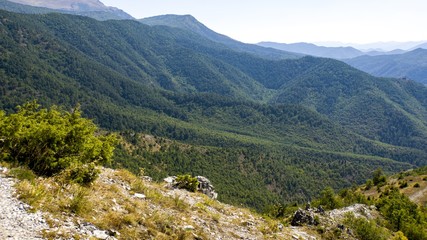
[1,0,134,20]
[7,0,108,11]
[140,14,206,33]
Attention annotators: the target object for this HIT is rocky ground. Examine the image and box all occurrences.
[0,166,117,240]
[0,166,48,240]
[2,164,381,240]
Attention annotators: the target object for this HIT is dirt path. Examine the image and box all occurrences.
[0,167,48,240]
[409,184,427,203]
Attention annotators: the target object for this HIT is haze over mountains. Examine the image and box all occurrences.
[0,0,133,20]
[1,1,427,210]
[257,42,365,59]
[344,48,427,85]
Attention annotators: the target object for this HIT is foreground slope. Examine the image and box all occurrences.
[1,10,427,207]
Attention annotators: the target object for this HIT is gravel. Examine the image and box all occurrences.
[0,168,48,240]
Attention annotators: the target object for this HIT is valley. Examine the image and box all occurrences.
[0,7,427,210]
[0,1,426,239]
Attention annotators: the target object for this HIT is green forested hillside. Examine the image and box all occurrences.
[1,10,427,209]
[344,48,427,85]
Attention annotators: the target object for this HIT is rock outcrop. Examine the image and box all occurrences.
[291,208,318,226]
[196,176,218,199]
[164,175,218,199]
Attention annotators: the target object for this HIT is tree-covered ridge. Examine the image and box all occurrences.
[345,48,427,85]
[1,10,427,208]
[139,14,301,60]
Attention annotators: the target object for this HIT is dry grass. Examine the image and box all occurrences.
[12,167,292,239]
[360,172,427,206]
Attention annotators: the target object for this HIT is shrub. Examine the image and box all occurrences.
[9,167,37,181]
[413,183,420,188]
[392,231,408,240]
[365,179,374,190]
[373,168,387,186]
[316,186,342,210]
[344,213,390,240]
[399,181,408,189]
[175,174,199,192]
[65,163,101,186]
[0,102,116,182]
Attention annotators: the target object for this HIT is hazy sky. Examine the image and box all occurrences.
[100,0,427,45]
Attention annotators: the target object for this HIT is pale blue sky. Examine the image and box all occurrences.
[100,0,427,45]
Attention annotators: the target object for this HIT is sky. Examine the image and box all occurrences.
[100,0,427,46]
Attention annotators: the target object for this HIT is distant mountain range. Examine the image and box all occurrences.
[316,41,427,52]
[412,42,427,50]
[0,0,133,20]
[257,42,365,59]
[257,41,427,85]
[257,42,422,59]
[344,48,427,85]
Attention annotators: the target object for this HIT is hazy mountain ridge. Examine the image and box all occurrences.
[258,41,365,59]
[0,0,133,20]
[345,48,427,85]
[139,14,301,60]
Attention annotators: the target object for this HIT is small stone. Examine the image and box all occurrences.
[183,225,195,231]
[93,230,109,239]
[164,176,176,183]
[134,193,146,199]
[142,176,152,182]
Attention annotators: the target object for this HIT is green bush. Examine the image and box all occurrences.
[365,179,374,190]
[9,167,37,181]
[343,213,390,240]
[65,163,101,186]
[315,187,343,210]
[0,102,116,183]
[399,181,408,189]
[373,168,387,186]
[376,188,427,240]
[175,174,199,192]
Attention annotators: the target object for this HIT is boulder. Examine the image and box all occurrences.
[196,176,218,199]
[291,208,318,226]
[163,176,218,199]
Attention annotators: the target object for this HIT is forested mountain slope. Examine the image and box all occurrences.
[1,10,427,208]
[344,48,427,85]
